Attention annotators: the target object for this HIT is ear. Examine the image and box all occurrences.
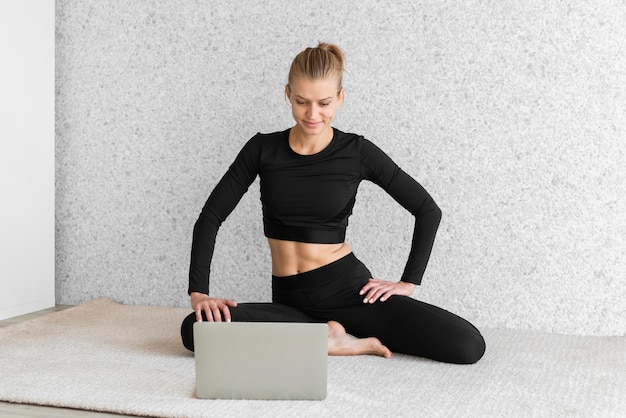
[285,84,291,100]
[338,88,345,103]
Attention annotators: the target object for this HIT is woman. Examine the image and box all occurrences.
[181,43,485,364]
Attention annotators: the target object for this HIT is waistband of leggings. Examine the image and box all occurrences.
[272,252,362,290]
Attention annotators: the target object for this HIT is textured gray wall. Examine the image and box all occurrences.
[55,0,626,336]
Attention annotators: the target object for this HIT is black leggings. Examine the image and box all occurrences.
[181,253,485,364]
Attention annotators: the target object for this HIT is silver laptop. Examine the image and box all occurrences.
[193,322,328,400]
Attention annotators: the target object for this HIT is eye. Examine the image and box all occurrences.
[296,100,307,106]
[320,102,331,107]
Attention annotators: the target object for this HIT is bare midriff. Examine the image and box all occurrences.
[268,238,353,277]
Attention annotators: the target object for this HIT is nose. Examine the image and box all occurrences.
[306,104,319,119]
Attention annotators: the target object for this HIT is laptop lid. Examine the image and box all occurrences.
[193,322,328,400]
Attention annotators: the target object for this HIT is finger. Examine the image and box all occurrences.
[359,284,369,296]
[359,278,379,295]
[211,305,223,322]
[364,286,384,304]
[367,289,383,303]
[380,289,395,302]
[362,286,373,302]
[195,308,203,322]
[222,305,232,323]
[203,305,215,322]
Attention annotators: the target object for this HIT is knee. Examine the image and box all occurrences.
[455,331,486,365]
[180,312,197,352]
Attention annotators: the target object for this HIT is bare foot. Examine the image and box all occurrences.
[327,321,392,358]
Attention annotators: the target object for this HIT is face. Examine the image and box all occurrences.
[286,77,344,138]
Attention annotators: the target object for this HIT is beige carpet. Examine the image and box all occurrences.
[0,298,623,417]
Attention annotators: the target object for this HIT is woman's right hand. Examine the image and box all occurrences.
[190,292,238,323]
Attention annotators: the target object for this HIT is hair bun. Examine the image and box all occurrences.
[288,43,346,91]
[316,42,345,71]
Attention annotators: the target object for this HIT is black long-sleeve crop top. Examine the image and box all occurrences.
[188,128,442,295]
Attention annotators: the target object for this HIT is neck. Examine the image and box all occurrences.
[289,125,334,155]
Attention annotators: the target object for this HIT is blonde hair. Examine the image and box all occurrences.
[287,42,346,92]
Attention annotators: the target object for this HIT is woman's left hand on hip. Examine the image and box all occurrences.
[359,278,416,304]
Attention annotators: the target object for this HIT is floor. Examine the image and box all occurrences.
[0,306,136,418]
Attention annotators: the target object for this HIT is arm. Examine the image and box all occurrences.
[381,167,442,284]
[188,135,261,296]
[359,138,442,301]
